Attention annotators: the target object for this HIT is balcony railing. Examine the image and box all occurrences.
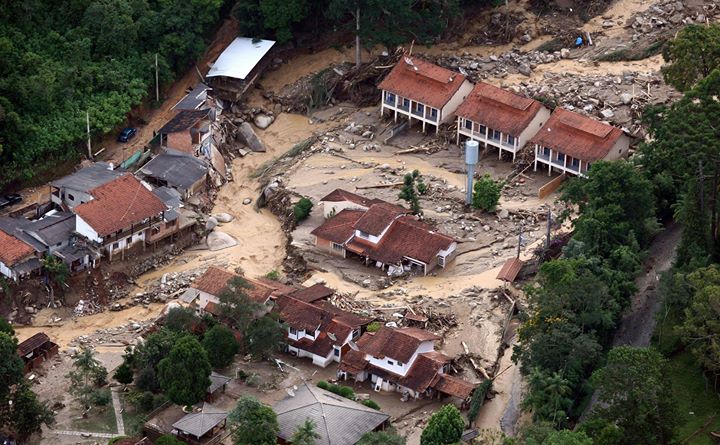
[566,163,580,172]
[411,108,424,117]
[398,103,409,111]
[384,97,395,105]
[427,114,438,122]
[551,158,566,167]
[537,152,550,162]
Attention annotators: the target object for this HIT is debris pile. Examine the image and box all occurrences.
[629,0,719,39]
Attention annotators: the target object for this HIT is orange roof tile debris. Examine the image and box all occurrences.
[497,257,524,283]
[0,229,35,266]
[432,374,476,399]
[319,189,384,207]
[310,209,364,244]
[456,82,545,137]
[192,266,275,303]
[529,108,625,161]
[74,174,166,237]
[378,57,467,109]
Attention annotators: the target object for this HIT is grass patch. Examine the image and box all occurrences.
[597,39,666,62]
[70,404,117,434]
[666,351,720,444]
[250,137,316,180]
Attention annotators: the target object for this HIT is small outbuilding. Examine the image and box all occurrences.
[172,403,228,443]
[17,332,59,374]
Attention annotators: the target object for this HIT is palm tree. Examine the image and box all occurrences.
[292,418,321,445]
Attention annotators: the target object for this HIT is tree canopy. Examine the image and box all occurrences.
[66,347,108,408]
[228,396,280,445]
[157,336,212,407]
[662,24,720,92]
[244,314,285,358]
[0,0,223,188]
[202,324,240,369]
[588,346,676,445]
[420,404,465,445]
[679,265,720,375]
[472,174,504,212]
[219,277,263,332]
[291,418,321,445]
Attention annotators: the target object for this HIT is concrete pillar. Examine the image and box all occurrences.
[534,145,538,172]
[548,149,553,176]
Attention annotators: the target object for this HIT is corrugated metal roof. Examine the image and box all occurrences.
[206,38,275,80]
[496,257,524,283]
[50,162,124,192]
[139,149,208,193]
[172,403,227,438]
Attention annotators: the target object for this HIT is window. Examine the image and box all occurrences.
[112,242,119,250]
[493,130,502,140]
[572,158,580,168]
[506,135,515,145]
[402,98,410,107]
[332,242,344,252]
[358,230,370,238]
[334,348,340,357]
[430,108,437,117]
[126,236,132,244]
[352,329,360,339]
[414,103,424,112]
[386,92,396,103]
[543,147,551,156]
[557,153,565,162]
[56,242,62,247]
[397,361,404,367]
[479,125,487,135]
[464,120,473,130]
[387,359,394,365]
[306,330,315,339]
[289,327,297,335]
[68,193,75,201]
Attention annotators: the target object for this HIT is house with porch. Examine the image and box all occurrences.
[529,108,630,177]
[379,57,473,133]
[171,403,228,444]
[455,82,550,161]
[312,193,457,276]
[275,294,372,368]
[73,174,172,260]
[338,326,476,402]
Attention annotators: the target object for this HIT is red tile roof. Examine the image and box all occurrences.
[431,374,476,399]
[339,348,369,374]
[310,209,364,244]
[371,217,454,265]
[529,108,625,162]
[0,229,35,266]
[353,203,407,236]
[192,266,274,303]
[276,295,370,333]
[319,189,384,207]
[400,351,451,393]
[287,283,334,303]
[456,82,545,137]
[356,327,441,363]
[74,174,166,237]
[497,257,524,283]
[379,57,467,109]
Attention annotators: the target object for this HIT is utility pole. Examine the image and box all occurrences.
[355,2,361,69]
[517,223,524,258]
[86,111,92,160]
[155,53,160,103]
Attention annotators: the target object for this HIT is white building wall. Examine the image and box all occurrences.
[0,261,17,281]
[367,340,435,377]
[105,229,146,255]
[59,188,94,210]
[197,289,219,310]
[76,216,103,243]
[603,134,631,161]
[440,80,473,123]
[517,106,552,149]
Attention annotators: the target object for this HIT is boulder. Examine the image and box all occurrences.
[205,217,218,231]
[238,122,267,152]
[253,114,274,129]
[207,231,238,251]
[213,213,234,223]
[518,63,532,76]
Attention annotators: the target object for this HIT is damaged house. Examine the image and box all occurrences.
[0,226,40,281]
[455,82,550,161]
[530,107,630,177]
[379,56,473,133]
[137,148,210,199]
[180,266,277,316]
[338,326,476,402]
[311,190,457,276]
[205,37,275,102]
[50,162,124,211]
[74,174,177,260]
[275,294,372,368]
[0,210,98,275]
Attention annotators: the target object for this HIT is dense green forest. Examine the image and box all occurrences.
[0,0,226,188]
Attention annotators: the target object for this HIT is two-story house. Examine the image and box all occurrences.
[379,57,473,134]
[529,108,630,177]
[455,82,550,161]
[338,326,476,401]
[311,192,457,276]
[49,162,124,211]
[73,174,170,260]
[158,109,214,158]
[276,295,372,367]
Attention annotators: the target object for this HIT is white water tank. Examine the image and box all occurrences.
[465,140,479,165]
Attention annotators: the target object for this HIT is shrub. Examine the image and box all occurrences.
[338,386,356,400]
[245,373,261,387]
[237,369,249,381]
[91,389,111,406]
[366,322,381,333]
[155,435,185,445]
[472,174,504,212]
[108,437,129,445]
[294,198,313,221]
[265,269,280,281]
[361,399,381,410]
[317,380,330,390]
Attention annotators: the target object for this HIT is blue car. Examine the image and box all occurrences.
[117,127,137,142]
